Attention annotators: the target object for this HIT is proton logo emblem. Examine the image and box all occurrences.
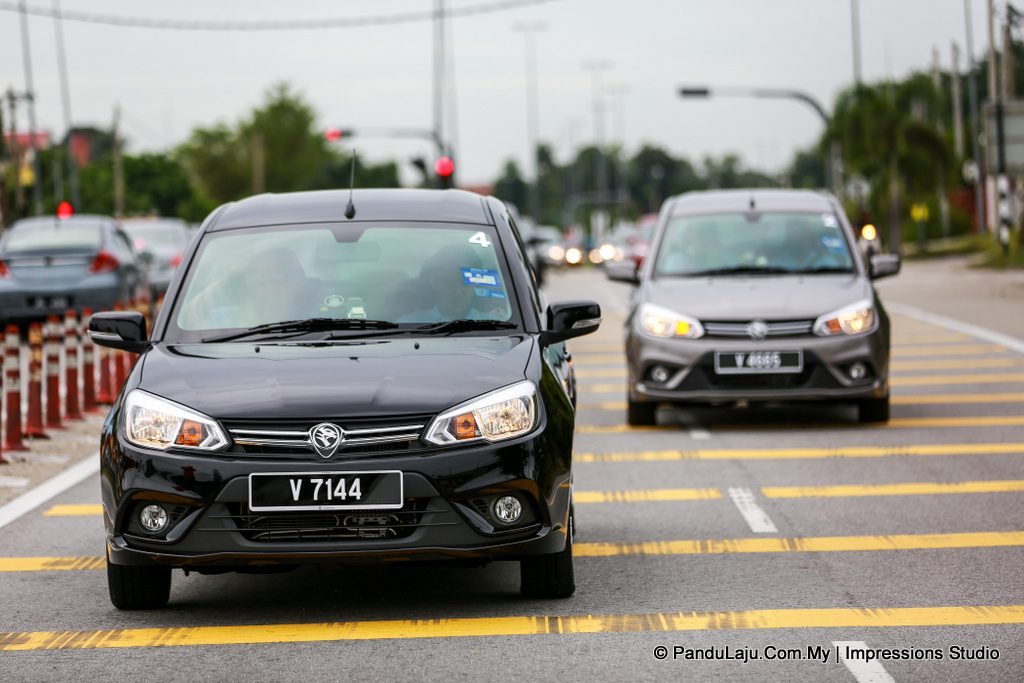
[309,422,344,458]
[746,320,769,341]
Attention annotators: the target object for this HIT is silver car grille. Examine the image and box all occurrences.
[701,320,815,338]
[227,423,425,453]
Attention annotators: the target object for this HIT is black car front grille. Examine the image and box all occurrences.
[701,319,815,339]
[221,415,433,459]
[221,499,456,543]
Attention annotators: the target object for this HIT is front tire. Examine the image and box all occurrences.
[520,513,575,598]
[627,399,657,426]
[857,396,890,423]
[107,559,171,610]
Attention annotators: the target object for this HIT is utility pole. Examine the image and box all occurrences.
[965,0,988,236]
[432,0,448,188]
[6,90,24,217]
[851,0,863,84]
[112,105,124,217]
[0,103,9,228]
[250,132,265,194]
[952,43,965,159]
[583,60,612,241]
[933,48,952,237]
[17,0,43,215]
[514,21,544,219]
[51,0,80,210]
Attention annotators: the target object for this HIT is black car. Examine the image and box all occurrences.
[88,189,600,609]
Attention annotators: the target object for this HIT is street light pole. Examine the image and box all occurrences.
[52,0,80,210]
[964,0,988,237]
[583,60,612,225]
[678,85,840,194]
[17,0,43,215]
[514,21,545,220]
[851,0,863,84]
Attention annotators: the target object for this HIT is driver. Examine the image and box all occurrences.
[398,244,505,322]
[659,220,725,273]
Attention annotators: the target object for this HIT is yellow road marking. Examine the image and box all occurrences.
[2,605,1023,650]
[579,394,1024,410]
[574,530,1024,557]
[572,353,624,363]
[0,557,105,572]
[892,344,1005,357]
[576,442,1024,463]
[895,373,1024,386]
[581,383,625,393]
[763,480,1024,498]
[892,333,972,344]
[575,488,721,503]
[894,358,1024,370]
[43,504,102,517]
[576,416,1024,433]
[893,392,1024,404]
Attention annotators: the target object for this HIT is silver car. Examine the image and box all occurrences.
[0,215,148,322]
[613,190,900,425]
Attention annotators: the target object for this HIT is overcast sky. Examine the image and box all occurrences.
[0,0,1002,185]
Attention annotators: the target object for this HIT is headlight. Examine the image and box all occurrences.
[565,247,583,265]
[547,245,565,262]
[424,381,537,446]
[122,389,229,451]
[813,299,875,336]
[638,303,705,339]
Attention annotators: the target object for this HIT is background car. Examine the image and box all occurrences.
[614,189,900,426]
[121,217,192,299]
[0,214,149,323]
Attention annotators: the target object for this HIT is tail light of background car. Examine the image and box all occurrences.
[89,251,120,274]
[169,254,182,268]
[0,259,9,278]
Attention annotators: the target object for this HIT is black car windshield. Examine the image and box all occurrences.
[653,211,855,277]
[169,222,519,341]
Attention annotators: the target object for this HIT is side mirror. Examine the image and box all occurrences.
[540,300,601,345]
[869,254,901,280]
[605,260,641,284]
[88,311,149,353]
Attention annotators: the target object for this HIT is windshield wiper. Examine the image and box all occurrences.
[202,318,399,343]
[787,266,854,274]
[416,319,518,335]
[683,266,795,277]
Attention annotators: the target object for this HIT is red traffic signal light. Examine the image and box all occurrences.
[435,156,454,178]
[324,127,343,142]
[56,201,74,220]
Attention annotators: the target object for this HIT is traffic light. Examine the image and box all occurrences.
[324,127,351,142]
[56,201,74,220]
[435,156,454,189]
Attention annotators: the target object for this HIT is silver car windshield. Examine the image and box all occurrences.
[653,211,855,277]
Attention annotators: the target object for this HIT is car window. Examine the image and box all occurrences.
[3,222,103,252]
[124,223,187,249]
[654,211,854,276]
[505,213,542,318]
[171,222,519,336]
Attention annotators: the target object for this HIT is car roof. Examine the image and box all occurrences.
[668,189,835,215]
[210,189,492,231]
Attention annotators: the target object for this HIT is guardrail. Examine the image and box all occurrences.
[0,298,159,464]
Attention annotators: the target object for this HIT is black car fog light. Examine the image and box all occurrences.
[848,362,868,381]
[493,495,523,525]
[139,504,169,533]
[649,365,671,384]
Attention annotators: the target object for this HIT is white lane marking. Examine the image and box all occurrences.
[726,487,778,533]
[833,641,896,683]
[0,452,99,531]
[0,476,30,488]
[887,301,1024,355]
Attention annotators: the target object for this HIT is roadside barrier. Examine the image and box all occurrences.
[24,323,48,439]
[81,308,98,412]
[44,315,62,431]
[3,324,26,452]
[63,310,83,421]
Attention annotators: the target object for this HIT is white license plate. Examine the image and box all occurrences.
[714,350,803,374]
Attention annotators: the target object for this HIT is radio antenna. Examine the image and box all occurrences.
[344,152,357,219]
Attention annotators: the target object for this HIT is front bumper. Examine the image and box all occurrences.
[626,328,889,403]
[102,428,572,568]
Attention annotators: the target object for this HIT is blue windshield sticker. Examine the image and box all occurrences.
[462,268,501,288]
[821,214,839,228]
[474,287,506,299]
[821,235,843,251]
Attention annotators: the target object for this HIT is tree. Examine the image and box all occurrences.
[494,160,528,211]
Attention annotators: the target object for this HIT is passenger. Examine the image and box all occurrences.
[399,244,505,322]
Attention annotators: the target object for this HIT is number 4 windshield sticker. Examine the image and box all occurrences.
[469,231,492,248]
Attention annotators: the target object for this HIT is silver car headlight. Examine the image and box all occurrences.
[424,381,538,446]
[123,389,229,451]
[813,299,876,336]
[638,303,705,339]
